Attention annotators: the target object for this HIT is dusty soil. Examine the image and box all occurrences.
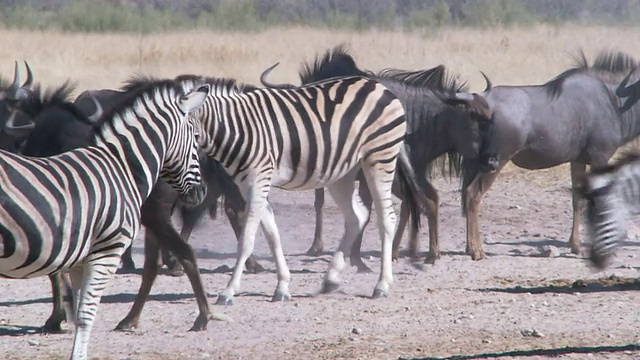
[1,166,639,360]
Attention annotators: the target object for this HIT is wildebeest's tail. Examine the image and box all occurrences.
[395,147,424,234]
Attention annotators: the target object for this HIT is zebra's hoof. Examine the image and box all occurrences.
[371,289,389,299]
[320,280,340,294]
[215,294,234,306]
[271,290,292,302]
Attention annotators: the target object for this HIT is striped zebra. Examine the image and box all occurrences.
[182,74,424,305]
[581,152,640,269]
[581,71,640,269]
[0,78,208,360]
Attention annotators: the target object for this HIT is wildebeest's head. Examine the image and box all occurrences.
[14,81,102,157]
[0,61,35,151]
[442,92,499,173]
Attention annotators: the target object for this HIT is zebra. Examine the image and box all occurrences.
[580,71,640,269]
[180,74,425,305]
[0,78,208,360]
[580,151,640,269]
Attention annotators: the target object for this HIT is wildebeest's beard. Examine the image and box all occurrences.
[477,116,499,173]
[180,182,207,207]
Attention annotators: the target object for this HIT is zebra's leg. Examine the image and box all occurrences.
[322,173,369,293]
[42,273,67,333]
[569,162,586,255]
[361,160,397,299]
[115,230,161,331]
[225,203,265,273]
[307,188,325,255]
[259,201,292,302]
[349,178,374,273]
[69,244,124,360]
[216,179,272,305]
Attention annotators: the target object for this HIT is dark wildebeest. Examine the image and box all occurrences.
[260,45,499,268]
[462,50,640,260]
[6,79,258,334]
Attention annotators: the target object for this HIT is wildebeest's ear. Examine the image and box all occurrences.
[442,91,474,108]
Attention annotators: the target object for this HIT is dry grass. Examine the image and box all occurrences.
[0,24,639,176]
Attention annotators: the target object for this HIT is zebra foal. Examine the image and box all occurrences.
[0,78,208,359]
[182,74,424,305]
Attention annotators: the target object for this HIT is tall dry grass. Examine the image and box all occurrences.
[0,25,638,176]
[0,25,638,92]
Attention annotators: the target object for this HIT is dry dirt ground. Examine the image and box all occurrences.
[1,167,639,360]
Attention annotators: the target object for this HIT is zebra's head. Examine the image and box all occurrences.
[578,170,627,270]
[160,84,210,205]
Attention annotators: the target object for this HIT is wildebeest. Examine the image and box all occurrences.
[462,50,640,260]
[6,78,252,334]
[260,45,499,267]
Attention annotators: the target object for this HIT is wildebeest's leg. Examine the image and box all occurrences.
[115,231,160,331]
[322,172,369,293]
[464,169,501,260]
[391,202,412,260]
[116,223,223,331]
[417,179,439,264]
[569,162,586,255]
[42,273,67,333]
[307,188,325,255]
[120,244,135,271]
[224,202,265,273]
[349,178,374,273]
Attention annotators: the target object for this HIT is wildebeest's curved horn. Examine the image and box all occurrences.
[615,67,638,98]
[22,61,33,88]
[87,95,103,123]
[480,71,492,93]
[260,62,296,89]
[8,61,20,97]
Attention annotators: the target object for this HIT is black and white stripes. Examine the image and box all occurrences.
[582,153,640,269]
[183,74,421,304]
[0,79,207,360]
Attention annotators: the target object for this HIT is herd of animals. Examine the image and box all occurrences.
[0,44,639,360]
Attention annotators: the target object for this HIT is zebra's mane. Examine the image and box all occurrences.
[16,81,92,125]
[544,50,638,99]
[92,78,186,132]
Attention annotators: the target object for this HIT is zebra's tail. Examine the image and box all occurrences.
[395,147,424,234]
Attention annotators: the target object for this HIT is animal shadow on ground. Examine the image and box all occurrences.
[401,343,640,360]
[0,324,45,336]
[479,275,640,295]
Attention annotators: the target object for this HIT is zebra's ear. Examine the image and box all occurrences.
[180,85,209,114]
